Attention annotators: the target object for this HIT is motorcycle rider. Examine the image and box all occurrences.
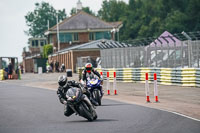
[80,63,104,98]
[57,75,96,117]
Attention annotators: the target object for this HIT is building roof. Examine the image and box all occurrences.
[149,31,182,47]
[50,39,106,56]
[97,40,131,49]
[48,11,122,33]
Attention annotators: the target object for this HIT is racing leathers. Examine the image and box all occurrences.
[57,80,86,117]
[81,69,103,97]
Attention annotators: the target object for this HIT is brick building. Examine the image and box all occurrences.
[23,1,123,73]
[45,10,122,52]
[22,38,47,73]
[48,39,110,72]
[44,3,123,72]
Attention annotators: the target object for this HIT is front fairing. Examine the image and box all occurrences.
[66,87,82,104]
[87,78,101,89]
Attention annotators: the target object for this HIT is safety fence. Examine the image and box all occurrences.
[100,40,200,68]
[78,67,200,87]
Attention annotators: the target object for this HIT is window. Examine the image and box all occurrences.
[35,40,38,47]
[89,32,95,40]
[104,31,111,39]
[95,32,103,40]
[73,33,79,41]
[40,41,44,46]
[50,35,53,44]
[59,33,72,43]
[60,34,65,43]
[95,32,111,40]
[32,40,35,47]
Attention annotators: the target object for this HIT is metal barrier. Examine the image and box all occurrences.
[78,67,200,87]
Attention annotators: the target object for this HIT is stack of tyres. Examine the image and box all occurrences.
[123,68,133,82]
[0,69,4,80]
[78,67,84,80]
[134,68,141,82]
[160,68,172,85]
[108,68,116,82]
[195,68,200,87]
[181,68,196,87]
[140,68,150,83]
[172,68,182,85]
[116,68,123,81]
[152,68,161,83]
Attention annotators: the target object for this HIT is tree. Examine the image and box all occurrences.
[25,2,67,37]
[98,0,127,22]
[43,44,53,58]
[186,0,200,31]
[70,7,96,16]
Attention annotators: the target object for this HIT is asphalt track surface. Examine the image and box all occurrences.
[0,83,200,133]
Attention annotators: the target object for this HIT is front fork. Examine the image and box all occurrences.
[68,104,79,115]
[82,94,96,109]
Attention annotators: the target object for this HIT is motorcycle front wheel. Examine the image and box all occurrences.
[93,89,101,106]
[78,101,96,121]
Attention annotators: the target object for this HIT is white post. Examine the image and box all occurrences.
[154,73,159,102]
[113,72,117,95]
[145,73,150,102]
[106,71,110,95]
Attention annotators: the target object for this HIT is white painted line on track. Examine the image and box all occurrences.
[159,109,200,122]
[105,97,200,122]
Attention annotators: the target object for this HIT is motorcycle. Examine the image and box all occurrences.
[66,87,97,121]
[87,77,103,106]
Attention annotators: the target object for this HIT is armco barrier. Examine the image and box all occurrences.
[78,67,200,87]
[0,69,4,80]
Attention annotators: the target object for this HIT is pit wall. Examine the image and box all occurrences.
[78,68,200,87]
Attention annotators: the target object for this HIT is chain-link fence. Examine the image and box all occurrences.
[77,56,100,68]
[100,32,200,68]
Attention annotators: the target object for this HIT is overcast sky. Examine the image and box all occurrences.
[0,0,129,62]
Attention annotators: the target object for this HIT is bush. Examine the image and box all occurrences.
[43,44,53,58]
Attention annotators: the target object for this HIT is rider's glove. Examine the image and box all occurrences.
[63,100,67,105]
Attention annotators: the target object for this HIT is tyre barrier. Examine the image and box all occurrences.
[78,67,200,87]
[196,68,200,87]
[181,68,196,87]
[0,69,4,80]
[160,68,172,85]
